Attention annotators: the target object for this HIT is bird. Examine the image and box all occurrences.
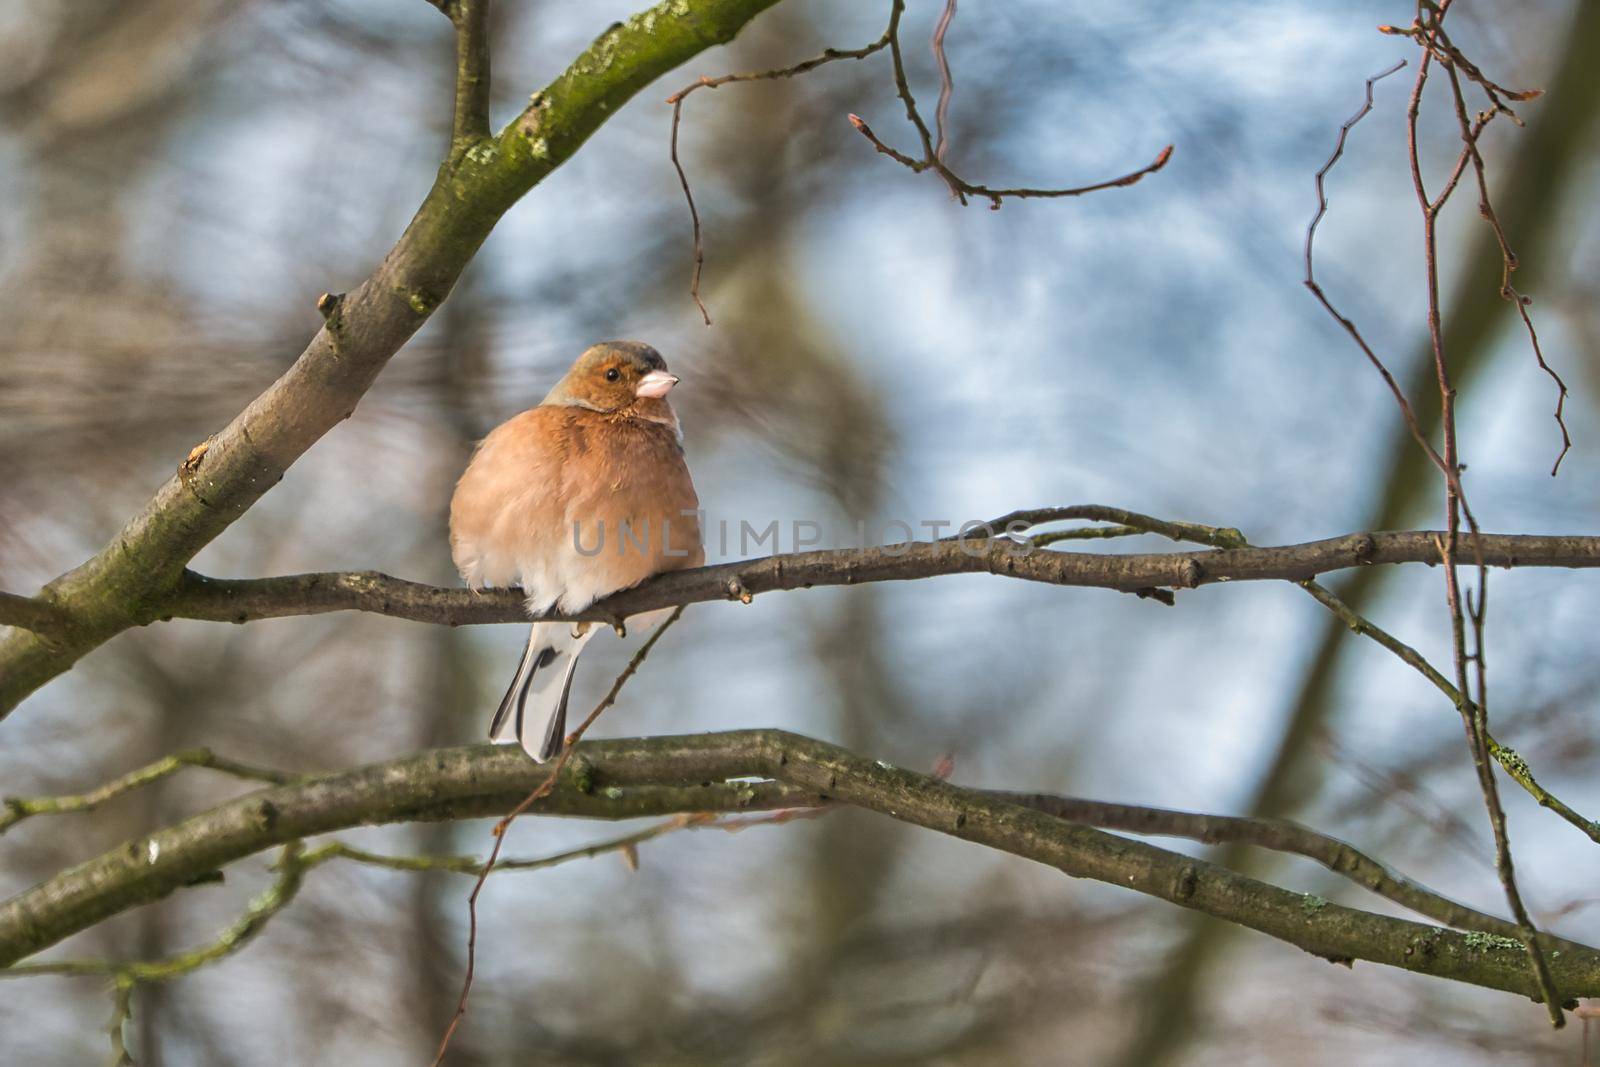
[449,341,703,761]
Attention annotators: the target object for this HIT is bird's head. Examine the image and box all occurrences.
[544,341,680,415]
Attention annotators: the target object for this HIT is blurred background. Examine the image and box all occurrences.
[1,0,1597,1063]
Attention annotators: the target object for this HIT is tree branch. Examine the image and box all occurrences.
[0,592,68,637]
[154,528,1600,630]
[992,791,1589,955]
[2,809,815,1064]
[665,6,897,323]
[1302,577,1600,844]
[5,842,309,983]
[0,0,788,721]
[846,0,1172,208]
[0,747,295,836]
[3,731,1597,1009]
[449,0,492,149]
[3,812,803,977]
[0,736,817,967]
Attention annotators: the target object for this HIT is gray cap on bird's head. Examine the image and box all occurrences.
[544,341,678,412]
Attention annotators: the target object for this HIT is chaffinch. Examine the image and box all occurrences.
[449,341,703,761]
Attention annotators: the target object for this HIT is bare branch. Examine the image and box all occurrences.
[4,731,1598,1006]
[150,527,1600,631]
[5,843,307,982]
[665,9,897,321]
[0,737,818,968]
[1301,577,1600,846]
[1438,63,1570,474]
[1399,0,1560,1024]
[107,974,135,1065]
[0,748,295,836]
[21,774,1582,1042]
[989,791,1590,955]
[848,0,1172,208]
[449,0,493,148]
[1302,58,1450,481]
[5,807,819,1060]
[931,0,957,163]
[307,811,763,877]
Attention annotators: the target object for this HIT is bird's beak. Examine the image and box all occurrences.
[635,370,679,399]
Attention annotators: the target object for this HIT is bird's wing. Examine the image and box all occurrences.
[448,407,570,600]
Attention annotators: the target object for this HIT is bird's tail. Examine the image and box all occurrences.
[488,622,597,762]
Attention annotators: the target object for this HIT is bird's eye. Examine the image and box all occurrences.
[605,367,620,382]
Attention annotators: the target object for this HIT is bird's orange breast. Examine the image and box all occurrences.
[449,404,702,611]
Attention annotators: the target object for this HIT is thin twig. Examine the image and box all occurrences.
[431,606,687,1066]
[1381,18,1544,121]
[849,0,1172,208]
[1403,0,1561,1025]
[1030,525,1146,546]
[309,812,706,876]
[4,843,308,982]
[311,806,823,879]
[1299,577,1600,846]
[106,974,134,1067]
[10,844,307,1061]
[1439,63,1570,474]
[1514,287,1571,477]
[1304,58,1405,260]
[667,95,712,324]
[956,504,1248,549]
[1302,58,1450,479]
[665,14,898,322]
[1,748,296,836]
[1303,11,1563,1023]
[931,0,958,164]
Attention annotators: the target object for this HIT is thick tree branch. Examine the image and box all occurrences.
[0,737,817,967]
[156,529,1600,629]
[4,810,814,1063]
[1,739,1557,952]
[4,813,792,978]
[0,0,786,721]
[5,843,309,983]
[3,731,1596,1009]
